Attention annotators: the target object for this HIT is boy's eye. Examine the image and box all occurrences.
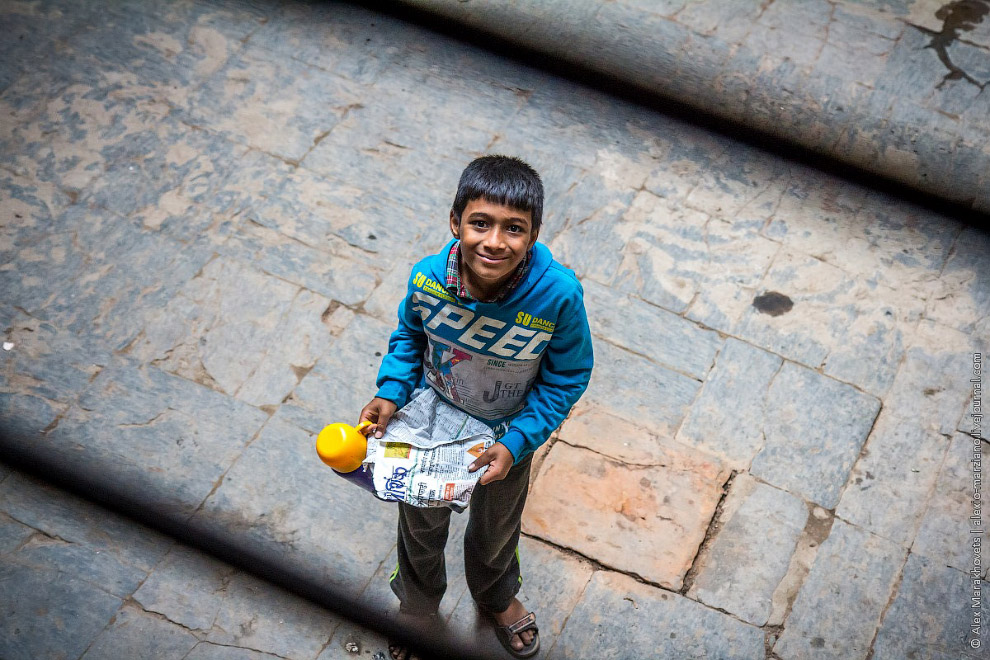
[508,225,523,233]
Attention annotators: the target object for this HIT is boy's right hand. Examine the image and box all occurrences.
[359,397,398,439]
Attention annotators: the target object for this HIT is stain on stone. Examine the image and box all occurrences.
[752,291,794,316]
[811,636,826,648]
[913,1,990,89]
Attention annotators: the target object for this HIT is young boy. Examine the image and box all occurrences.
[359,155,593,660]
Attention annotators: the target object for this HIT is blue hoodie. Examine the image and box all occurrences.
[375,239,594,462]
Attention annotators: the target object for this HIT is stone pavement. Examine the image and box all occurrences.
[0,466,391,660]
[1,0,988,658]
[399,0,990,214]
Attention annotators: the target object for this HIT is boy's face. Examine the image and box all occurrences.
[450,198,538,298]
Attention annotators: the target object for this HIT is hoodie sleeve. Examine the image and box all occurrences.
[375,269,427,408]
[497,278,594,462]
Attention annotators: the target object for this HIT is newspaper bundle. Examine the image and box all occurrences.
[365,388,495,511]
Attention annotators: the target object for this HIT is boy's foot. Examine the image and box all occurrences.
[388,611,439,660]
[491,597,539,656]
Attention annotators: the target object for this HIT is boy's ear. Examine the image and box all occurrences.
[528,225,539,249]
[449,210,460,239]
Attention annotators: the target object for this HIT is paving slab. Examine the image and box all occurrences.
[836,319,983,544]
[49,359,269,518]
[687,474,807,627]
[0,472,171,576]
[130,255,337,408]
[773,518,906,660]
[194,415,396,595]
[0,205,215,350]
[676,338,783,468]
[582,279,720,380]
[133,545,235,631]
[248,165,423,257]
[522,442,729,589]
[736,247,922,395]
[569,339,700,442]
[79,602,201,660]
[275,312,392,434]
[872,553,987,659]
[913,432,987,573]
[218,217,381,308]
[750,361,880,509]
[547,570,765,659]
[0,561,123,660]
[927,225,990,337]
[206,571,338,658]
[180,42,364,163]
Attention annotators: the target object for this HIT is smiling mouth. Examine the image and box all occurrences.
[477,254,508,264]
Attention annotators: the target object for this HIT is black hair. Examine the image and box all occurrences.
[451,155,544,232]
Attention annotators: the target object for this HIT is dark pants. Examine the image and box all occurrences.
[389,453,533,615]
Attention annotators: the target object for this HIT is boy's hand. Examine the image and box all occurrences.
[359,397,399,439]
[469,442,514,485]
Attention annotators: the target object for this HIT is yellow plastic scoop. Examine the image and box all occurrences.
[316,420,372,473]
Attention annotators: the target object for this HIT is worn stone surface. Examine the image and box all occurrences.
[52,360,269,518]
[523,442,729,589]
[133,545,235,631]
[582,279,720,380]
[836,319,983,545]
[219,217,380,308]
[0,314,109,438]
[3,0,990,658]
[688,474,807,626]
[548,570,765,659]
[928,226,990,337]
[0,512,34,555]
[0,562,122,660]
[912,432,986,573]
[275,313,394,434]
[0,206,214,350]
[79,602,200,660]
[207,571,336,658]
[676,338,783,468]
[0,472,171,577]
[736,247,921,396]
[0,467,369,660]
[571,339,700,441]
[873,553,987,659]
[184,642,286,660]
[750,361,881,508]
[399,0,990,214]
[131,256,337,407]
[195,415,396,594]
[180,42,363,163]
[773,518,906,659]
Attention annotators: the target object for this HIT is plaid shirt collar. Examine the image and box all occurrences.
[445,240,532,302]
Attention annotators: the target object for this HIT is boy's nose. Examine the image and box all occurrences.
[485,228,507,250]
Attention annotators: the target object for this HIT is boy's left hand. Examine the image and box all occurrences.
[469,442,514,485]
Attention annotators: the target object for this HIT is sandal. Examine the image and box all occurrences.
[490,611,540,659]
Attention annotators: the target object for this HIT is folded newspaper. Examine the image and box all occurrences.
[365,388,495,511]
